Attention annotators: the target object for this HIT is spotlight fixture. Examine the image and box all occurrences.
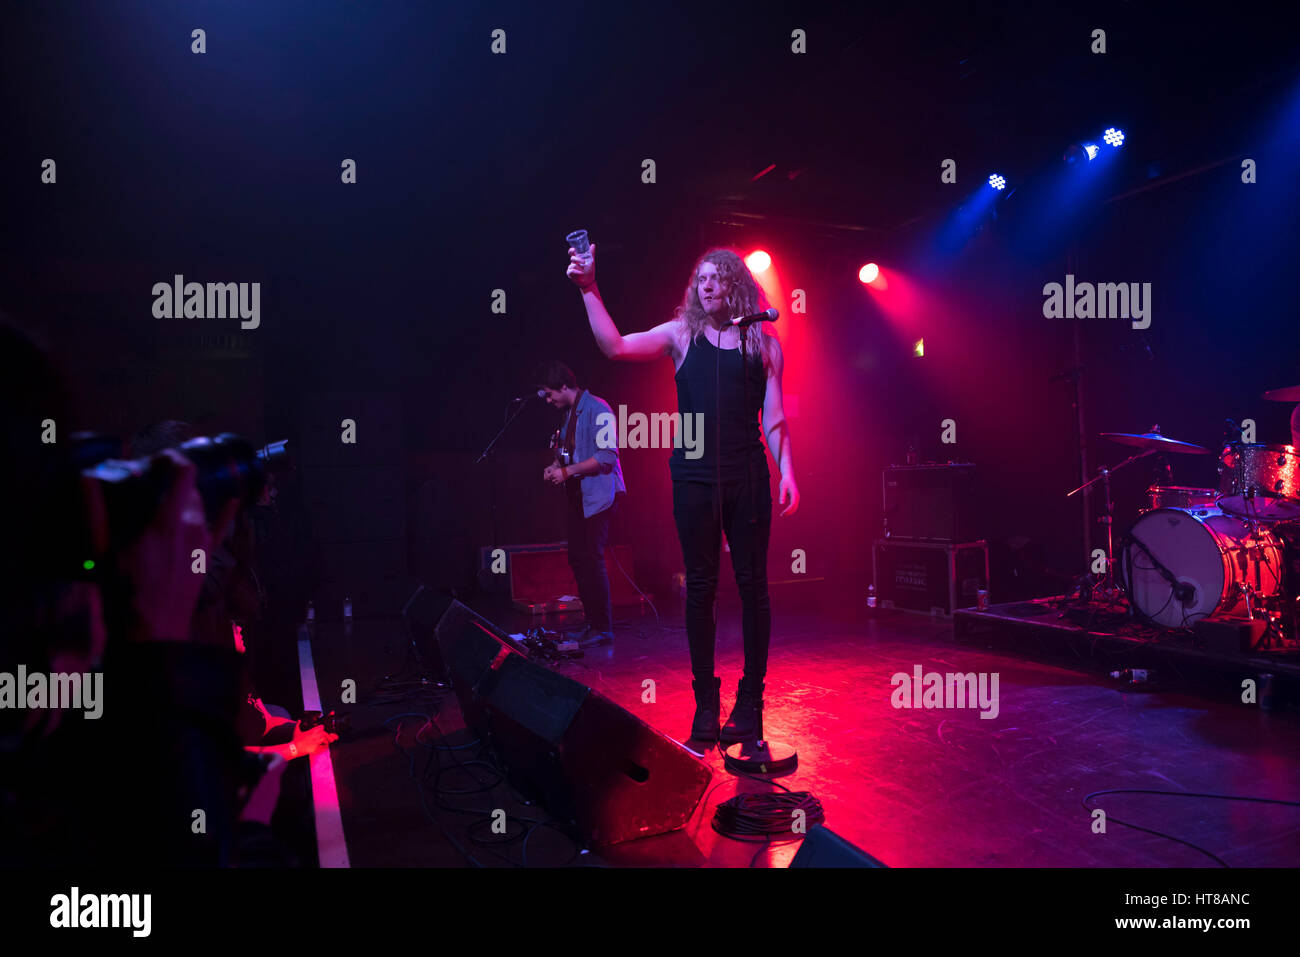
[858,263,880,284]
[745,250,771,273]
[1103,127,1125,147]
[988,173,1006,190]
[1063,142,1100,164]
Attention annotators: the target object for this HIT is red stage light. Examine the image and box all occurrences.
[858,263,880,284]
[745,250,772,274]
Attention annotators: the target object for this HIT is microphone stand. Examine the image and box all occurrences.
[724,317,797,778]
[1123,532,1195,621]
[475,396,535,547]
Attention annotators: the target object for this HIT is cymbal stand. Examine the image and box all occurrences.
[1068,449,1155,605]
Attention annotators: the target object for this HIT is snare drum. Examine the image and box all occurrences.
[1218,443,1300,521]
[1122,506,1283,627]
[1145,486,1218,512]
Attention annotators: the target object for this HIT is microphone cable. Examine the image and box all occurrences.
[712,783,825,844]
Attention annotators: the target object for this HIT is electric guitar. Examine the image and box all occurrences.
[550,429,574,469]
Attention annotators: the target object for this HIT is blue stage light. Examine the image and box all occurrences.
[988,173,1006,190]
[1103,127,1125,147]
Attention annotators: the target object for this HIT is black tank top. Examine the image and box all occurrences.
[668,331,769,483]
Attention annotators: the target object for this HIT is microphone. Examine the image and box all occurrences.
[730,307,779,327]
[510,389,545,405]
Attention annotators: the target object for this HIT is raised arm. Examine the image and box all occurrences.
[567,243,680,362]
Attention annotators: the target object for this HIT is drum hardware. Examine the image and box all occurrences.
[1068,450,1159,605]
[1154,451,1172,485]
[1235,581,1258,621]
[1226,580,1290,650]
[1230,514,1272,625]
[1070,427,1207,605]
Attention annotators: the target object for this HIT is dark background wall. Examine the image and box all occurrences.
[3,1,1298,616]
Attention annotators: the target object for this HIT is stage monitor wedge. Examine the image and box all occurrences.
[790,825,889,868]
[434,600,712,847]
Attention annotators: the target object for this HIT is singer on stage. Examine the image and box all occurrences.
[566,244,799,747]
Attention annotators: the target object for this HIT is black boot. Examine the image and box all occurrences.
[719,677,764,744]
[689,676,722,744]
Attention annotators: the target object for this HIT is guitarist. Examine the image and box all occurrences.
[537,360,626,647]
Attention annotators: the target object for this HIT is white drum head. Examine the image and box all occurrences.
[1125,508,1224,627]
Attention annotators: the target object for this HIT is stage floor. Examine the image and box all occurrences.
[306,600,1300,867]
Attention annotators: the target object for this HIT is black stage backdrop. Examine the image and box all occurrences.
[2,1,1297,615]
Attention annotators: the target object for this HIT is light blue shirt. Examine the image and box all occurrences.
[560,389,627,518]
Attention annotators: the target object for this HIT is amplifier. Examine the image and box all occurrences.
[882,463,979,542]
[477,543,642,613]
[873,538,989,616]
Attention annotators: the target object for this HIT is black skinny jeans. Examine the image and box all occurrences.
[672,477,772,685]
[566,490,617,633]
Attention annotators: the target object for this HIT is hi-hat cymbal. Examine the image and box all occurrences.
[1099,431,1209,454]
[1263,385,1300,402]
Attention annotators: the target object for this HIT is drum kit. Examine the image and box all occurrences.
[1068,385,1300,645]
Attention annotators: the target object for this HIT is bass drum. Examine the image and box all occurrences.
[1121,506,1283,628]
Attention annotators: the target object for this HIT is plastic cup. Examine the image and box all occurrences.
[566,229,592,265]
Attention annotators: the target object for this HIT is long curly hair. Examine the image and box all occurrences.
[674,249,772,363]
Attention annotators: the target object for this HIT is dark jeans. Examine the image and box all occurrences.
[672,478,772,684]
[566,491,618,633]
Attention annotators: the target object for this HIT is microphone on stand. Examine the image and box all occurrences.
[509,389,546,405]
[730,307,779,327]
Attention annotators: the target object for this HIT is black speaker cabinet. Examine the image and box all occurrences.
[882,464,979,542]
[401,585,454,674]
[434,601,711,847]
[790,825,888,868]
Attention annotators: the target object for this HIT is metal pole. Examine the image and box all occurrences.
[1069,248,1091,566]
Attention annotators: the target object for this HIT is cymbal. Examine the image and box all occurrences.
[1099,431,1209,454]
[1263,385,1300,402]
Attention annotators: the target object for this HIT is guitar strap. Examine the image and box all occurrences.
[563,389,585,463]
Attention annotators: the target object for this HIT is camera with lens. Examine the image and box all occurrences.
[66,432,291,579]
